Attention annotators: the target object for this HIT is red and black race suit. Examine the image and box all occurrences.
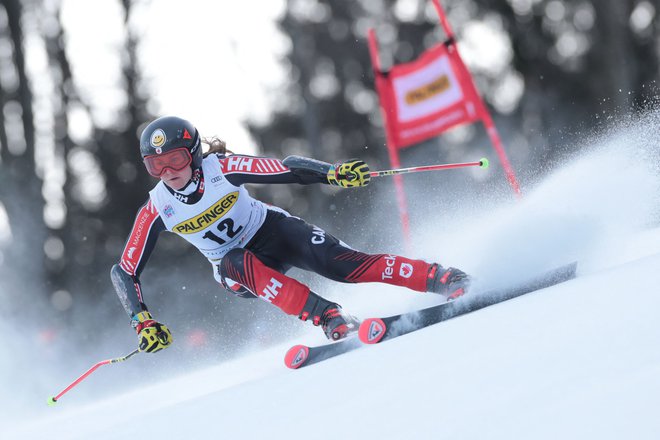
[217,209,433,316]
[112,153,434,319]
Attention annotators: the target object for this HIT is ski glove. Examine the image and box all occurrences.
[132,311,173,353]
[327,159,371,188]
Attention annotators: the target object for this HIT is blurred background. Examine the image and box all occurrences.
[1,0,659,416]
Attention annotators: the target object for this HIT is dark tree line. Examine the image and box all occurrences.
[251,0,660,230]
[0,0,154,326]
[1,0,42,314]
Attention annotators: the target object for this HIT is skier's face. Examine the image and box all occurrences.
[160,165,192,190]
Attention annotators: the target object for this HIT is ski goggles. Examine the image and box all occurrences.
[143,148,192,177]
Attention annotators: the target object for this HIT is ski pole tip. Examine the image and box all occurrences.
[47,397,57,406]
[479,158,490,169]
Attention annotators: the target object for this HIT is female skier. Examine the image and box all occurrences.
[111,116,470,353]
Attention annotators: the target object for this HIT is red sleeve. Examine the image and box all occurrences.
[217,154,325,185]
[119,199,165,277]
[111,200,166,317]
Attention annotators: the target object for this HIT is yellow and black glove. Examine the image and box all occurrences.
[326,159,371,188]
[131,311,173,353]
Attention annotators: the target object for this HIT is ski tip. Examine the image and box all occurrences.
[358,318,387,344]
[284,344,310,369]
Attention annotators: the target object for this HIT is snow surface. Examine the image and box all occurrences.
[5,116,660,439]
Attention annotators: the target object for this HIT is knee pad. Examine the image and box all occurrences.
[213,250,257,299]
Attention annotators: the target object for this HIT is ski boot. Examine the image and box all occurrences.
[299,292,359,341]
[427,264,471,301]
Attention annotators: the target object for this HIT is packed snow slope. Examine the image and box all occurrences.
[9,249,660,439]
[5,116,660,439]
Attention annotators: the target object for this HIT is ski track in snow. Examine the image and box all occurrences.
[4,115,660,439]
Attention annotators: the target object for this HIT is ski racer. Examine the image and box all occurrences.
[111,116,471,353]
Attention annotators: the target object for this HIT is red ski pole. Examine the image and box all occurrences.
[48,349,140,406]
[369,158,489,178]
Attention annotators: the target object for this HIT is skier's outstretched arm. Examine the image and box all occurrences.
[216,153,370,187]
[110,199,172,353]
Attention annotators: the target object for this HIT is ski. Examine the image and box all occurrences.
[284,262,577,369]
[284,335,361,369]
[359,261,578,344]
